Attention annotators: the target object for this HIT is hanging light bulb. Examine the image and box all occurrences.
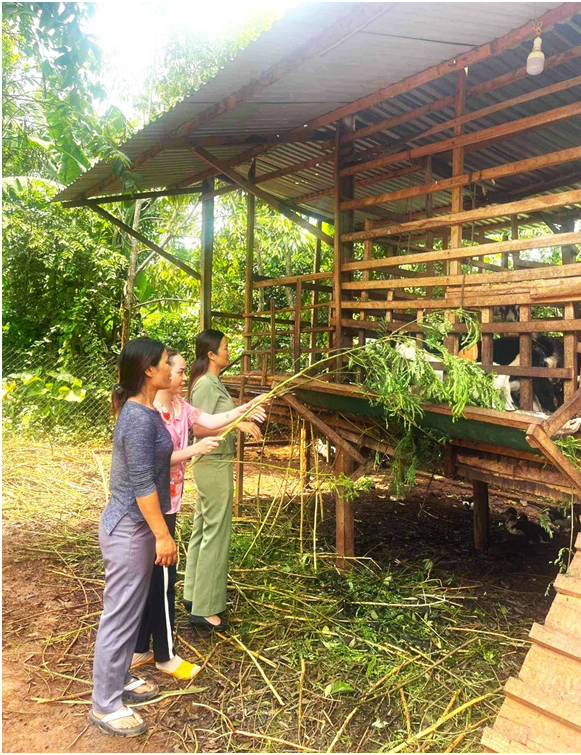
[527,24,545,75]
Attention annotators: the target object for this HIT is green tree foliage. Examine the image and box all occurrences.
[2,180,127,359]
[2,2,132,183]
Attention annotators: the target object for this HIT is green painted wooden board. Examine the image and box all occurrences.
[296,388,538,455]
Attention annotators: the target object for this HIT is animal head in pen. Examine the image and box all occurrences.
[496,304,520,322]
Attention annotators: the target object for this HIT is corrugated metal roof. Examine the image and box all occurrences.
[56,1,581,224]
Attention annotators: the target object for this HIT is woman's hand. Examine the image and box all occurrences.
[192,437,222,456]
[155,532,177,566]
[238,395,269,423]
[238,421,262,441]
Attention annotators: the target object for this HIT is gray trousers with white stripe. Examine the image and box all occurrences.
[92,514,156,714]
[135,513,177,662]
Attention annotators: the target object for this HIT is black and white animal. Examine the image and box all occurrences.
[315,437,335,462]
[472,336,564,413]
[496,305,520,323]
[395,341,517,410]
[504,507,550,544]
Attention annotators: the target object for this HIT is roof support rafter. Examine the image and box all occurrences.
[89,205,200,280]
[341,101,581,178]
[341,44,581,147]
[193,146,334,247]
[340,146,581,212]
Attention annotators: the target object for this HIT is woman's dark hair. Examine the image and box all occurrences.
[188,329,225,397]
[112,337,166,415]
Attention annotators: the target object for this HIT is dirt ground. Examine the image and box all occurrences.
[2,444,570,753]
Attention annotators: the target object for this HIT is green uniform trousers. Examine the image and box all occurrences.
[183,455,234,616]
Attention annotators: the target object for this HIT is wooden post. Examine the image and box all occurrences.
[294,279,302,369]
[472,479,490,551]
[270,297,276,377]
[234,377,246,517]
[563,302,578,402]
[335,449,355,570]
[519,305,534,410]
[310,226,322,365]
[424,157,434,302]
[200,177,214,330]
[445,69,466,354]
[333,116,355,373]
[243,162,256,374]
[358,220,373,347]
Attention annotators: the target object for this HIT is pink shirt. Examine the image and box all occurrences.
[155,395,202,514]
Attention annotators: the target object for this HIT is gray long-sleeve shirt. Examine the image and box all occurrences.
[102,401,174,535]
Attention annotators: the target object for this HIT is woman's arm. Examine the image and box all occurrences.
[195,396,267,430]
[170,436,222,464]
[136,492,176,566]
[191,420,261,443]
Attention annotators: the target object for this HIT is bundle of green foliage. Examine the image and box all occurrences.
[349,311,507,493]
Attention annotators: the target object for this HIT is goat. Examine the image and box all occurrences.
[395,341,516,411]
[458,336,564,413]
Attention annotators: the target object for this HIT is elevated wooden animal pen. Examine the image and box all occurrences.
[56,0,581,552]
[56,5,581,749]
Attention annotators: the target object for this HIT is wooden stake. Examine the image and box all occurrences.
[472,479,490,551]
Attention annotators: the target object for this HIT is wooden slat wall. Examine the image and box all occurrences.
[482,533,581,753]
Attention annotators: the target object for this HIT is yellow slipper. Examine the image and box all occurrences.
[156,660,202,681]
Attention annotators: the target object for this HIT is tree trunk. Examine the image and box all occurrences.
[121,200,143,348]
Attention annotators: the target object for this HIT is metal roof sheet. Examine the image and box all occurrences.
[55,1,581,220]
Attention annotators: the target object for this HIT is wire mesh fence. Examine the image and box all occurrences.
[2,348,117,442]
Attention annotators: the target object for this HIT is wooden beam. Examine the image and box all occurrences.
[335,449,355,570]
[281,393,365,465]
[472,480,489,551]
[200,177,214,330]
[339,46,581,148]
[89,205,200,280]
[253,271,331,288]
[81,2,393,200]
[292,164,419,207]
[341,261,581,291]
[341,101,581,178]
[310,224,323,366]
[340,147,581,212]
[416,74,581,143]
[193,146,334,246]
[526,423,581,498]
[62,185,204,207]
[342,190,581,243]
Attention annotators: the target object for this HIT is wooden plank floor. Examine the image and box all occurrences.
[482,532,581,753]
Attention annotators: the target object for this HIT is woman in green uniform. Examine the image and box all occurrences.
[183,329,263,630]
